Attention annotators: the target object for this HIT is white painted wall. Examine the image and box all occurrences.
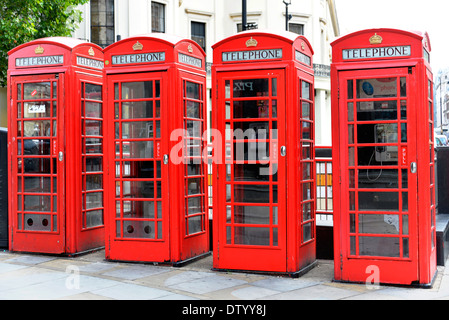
[71,0,339,146]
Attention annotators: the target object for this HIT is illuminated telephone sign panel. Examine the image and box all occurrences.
[7,37,105,255]
[331,29,436,286]
[103,34,209,264]
[211,31,317,276]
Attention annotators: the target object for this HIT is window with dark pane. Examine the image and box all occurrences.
[152,1,165,33]
[90,0,115,47]
[191,21,206,52]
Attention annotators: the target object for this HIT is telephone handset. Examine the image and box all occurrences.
[375,124,398,162]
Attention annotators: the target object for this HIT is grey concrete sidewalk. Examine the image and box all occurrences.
[0,249,448,300]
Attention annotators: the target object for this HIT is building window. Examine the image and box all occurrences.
[237,22,258,32]
[191,21,206,52]
[289,23,304,35]
[90,0,115,48]
[152,2,165,33]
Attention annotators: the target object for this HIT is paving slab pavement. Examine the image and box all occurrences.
[0,249,448,301]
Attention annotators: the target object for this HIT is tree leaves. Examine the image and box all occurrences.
[0,0,89,86]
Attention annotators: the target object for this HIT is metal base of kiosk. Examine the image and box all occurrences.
[333,269,438,289]
[105,251,212,267]
[173,252,212,268]
[7,246,106,258]
[66,246,106,258]
[212,260,318,279]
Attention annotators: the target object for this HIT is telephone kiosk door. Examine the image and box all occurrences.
[9,74,66,253]
[337,68,420,284]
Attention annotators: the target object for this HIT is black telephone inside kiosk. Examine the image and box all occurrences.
[375,124,398,162]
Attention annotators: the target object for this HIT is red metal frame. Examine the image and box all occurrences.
[103,34,209,264]
[7,38,105,254]
[331,29,436,286]
[212,31,316,275]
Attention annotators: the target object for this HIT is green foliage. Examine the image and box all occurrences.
[0,0,89,86]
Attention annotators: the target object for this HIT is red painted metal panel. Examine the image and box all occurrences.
[7,38,105,255]
[103,34,209,264]
[331,28,436,286]
[212,31,316,275]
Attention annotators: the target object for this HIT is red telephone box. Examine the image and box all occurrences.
[331,29,437,286]
[212,31,316,275]
[7,37,105,255]
[103,34,209,264]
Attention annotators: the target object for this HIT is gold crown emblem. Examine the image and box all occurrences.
[246,37,258,48]
[188,44,193,53]
[35,45,44,54]
[133,41,143,51]
[88,47,95,56]
[369,33,383,45]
